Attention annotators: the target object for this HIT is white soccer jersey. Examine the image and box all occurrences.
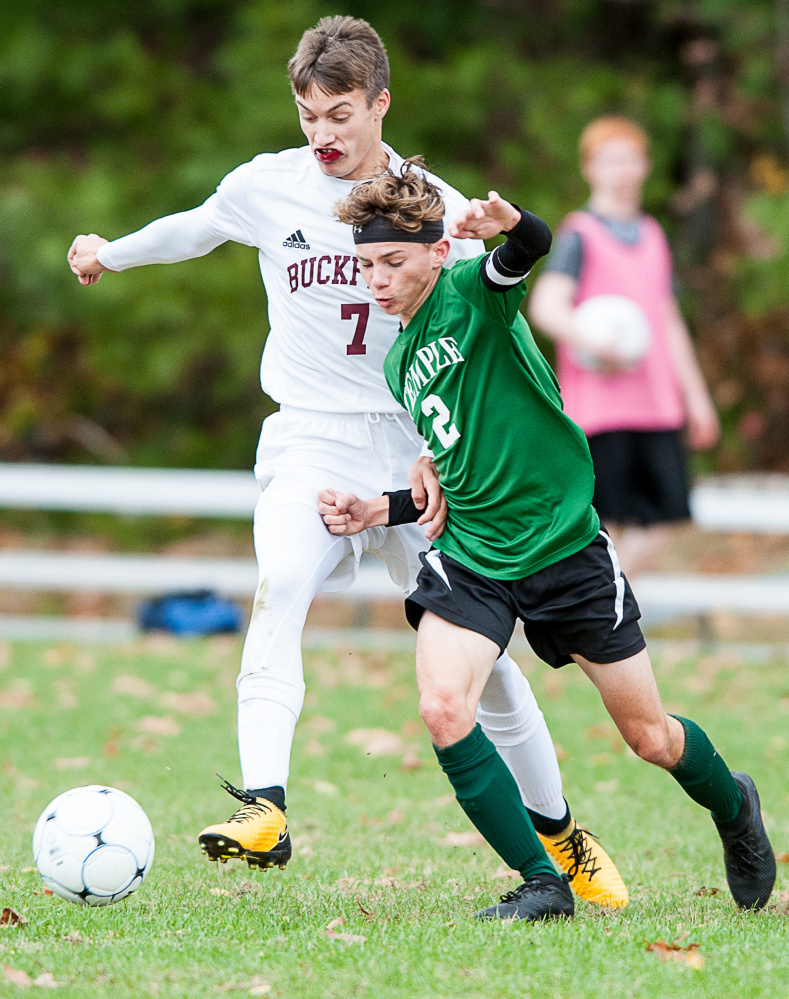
[98,143,483,413]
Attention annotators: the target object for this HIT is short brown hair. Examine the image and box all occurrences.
[334,160,445,234]
[288,16,390,106]
[579,116,649,167]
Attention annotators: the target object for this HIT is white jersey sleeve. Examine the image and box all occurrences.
[96,206,226,271]
[96,162,258,272]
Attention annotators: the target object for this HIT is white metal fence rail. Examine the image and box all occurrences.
[1,464,789,614]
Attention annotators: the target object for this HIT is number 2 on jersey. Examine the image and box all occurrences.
[342,303,369,355]
[421,394,461,449]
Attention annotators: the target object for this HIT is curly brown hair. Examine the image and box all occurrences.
[334,159,445,233]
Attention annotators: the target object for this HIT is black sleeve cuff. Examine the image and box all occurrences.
[479,206,553,292]
[383,489,422,526]
[502,205,553,259]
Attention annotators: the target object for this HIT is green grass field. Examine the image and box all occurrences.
[1,635,788,998]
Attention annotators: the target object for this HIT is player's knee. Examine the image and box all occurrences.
[625,720,674,767]
[419,689,469,742]
[250,566,312,621]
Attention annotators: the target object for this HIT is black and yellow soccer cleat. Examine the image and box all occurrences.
[538,819,628,908]
[199,776,291,871]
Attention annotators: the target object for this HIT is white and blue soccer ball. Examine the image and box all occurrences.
[33,785,155,906]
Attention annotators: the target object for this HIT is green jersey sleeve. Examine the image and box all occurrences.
[447,256,526,328]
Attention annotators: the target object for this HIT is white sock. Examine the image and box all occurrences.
[477,651,566,820]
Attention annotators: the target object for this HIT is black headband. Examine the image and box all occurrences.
[352,215,445,245]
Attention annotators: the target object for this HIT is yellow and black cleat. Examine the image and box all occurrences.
[199,776,291,872]
[538,819,628,908]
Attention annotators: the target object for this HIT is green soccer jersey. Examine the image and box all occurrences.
[383,256,600,580]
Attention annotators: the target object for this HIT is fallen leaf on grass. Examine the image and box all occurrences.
[344,728,403,756]
[248,985,271,997]
[1,965,55,987]
[32,973,58,989]
[136,716,181,737]
[53,756,91,771]
[305,715,335,734]
[400,747,422,772]
[159,691,215,716]
[312,780,338,795]
[373,877,427,890]
[492,866,520,881]
[326,917,345,930]
[440,831,485,847]
[646,940,704,970]
[304,738,325,757]
[776,852,789,863]
[112,675,156,698]
[695,886,720,896]
[0,689,35,709]
[4,963,30,985]
[324,930,367,944]
[1,908,27,927]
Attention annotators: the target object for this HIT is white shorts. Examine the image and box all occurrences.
[253,406,428,593]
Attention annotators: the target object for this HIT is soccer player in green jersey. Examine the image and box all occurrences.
[319,165,776,921]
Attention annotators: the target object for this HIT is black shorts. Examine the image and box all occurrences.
[404,531,645,668]
[586,429,691,527]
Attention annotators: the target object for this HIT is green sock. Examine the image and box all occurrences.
[434,724,556,880]
[669,716,742,825]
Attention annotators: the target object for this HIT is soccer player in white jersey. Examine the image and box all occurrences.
[67,15,626,906]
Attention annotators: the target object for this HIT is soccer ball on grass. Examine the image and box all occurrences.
[33,785,155,906]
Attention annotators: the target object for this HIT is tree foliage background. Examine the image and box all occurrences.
[3,0,789,470]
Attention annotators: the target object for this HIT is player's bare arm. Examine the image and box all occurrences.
[664,296,720,450]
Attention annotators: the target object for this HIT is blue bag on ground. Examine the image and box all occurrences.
[137,590,244,635]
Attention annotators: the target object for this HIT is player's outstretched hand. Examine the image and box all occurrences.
[68,234,111,286]
[448,191,521,241]
[408,457,447,542]
[318,489,372,536]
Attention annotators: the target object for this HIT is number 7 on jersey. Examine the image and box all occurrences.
[342,303,369,355]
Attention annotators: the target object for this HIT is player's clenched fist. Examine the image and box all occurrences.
[318,489,379,536]
[68,234,112,285]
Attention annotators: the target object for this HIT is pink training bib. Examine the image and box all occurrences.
[555,211,685,437]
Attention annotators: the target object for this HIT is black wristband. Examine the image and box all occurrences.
[383,489,422,526]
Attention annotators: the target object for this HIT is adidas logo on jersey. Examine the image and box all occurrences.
[283,229,310,249]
